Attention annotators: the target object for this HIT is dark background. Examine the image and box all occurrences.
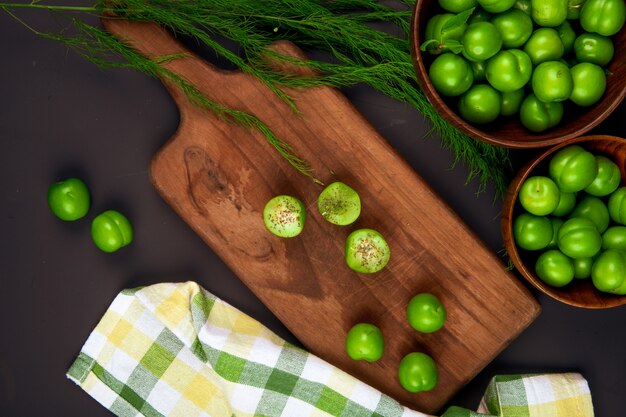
[1,4,625,416]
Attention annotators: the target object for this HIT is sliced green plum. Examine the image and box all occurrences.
[317,182,361,226]
[263,195,306,238]
[345,229,390,273]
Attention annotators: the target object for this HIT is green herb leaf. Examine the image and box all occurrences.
[420,39,440,52]
[441,7,475,33]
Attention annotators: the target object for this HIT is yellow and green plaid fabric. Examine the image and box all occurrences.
[442,374,594,417]
[67,281,595,417]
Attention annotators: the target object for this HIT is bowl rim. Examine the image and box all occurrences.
[410,0,626,149]
[502,134,626,309]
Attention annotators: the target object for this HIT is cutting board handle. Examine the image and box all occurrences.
[102,18,316,112]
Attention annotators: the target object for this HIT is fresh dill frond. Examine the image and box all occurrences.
[1,0,511,194]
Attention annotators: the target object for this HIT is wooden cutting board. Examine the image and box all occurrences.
[104,19,540,413]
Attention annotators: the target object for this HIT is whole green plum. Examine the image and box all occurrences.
[535,249,575,287]
[458,84,502,124]
[518,175,561,216]
[557,217,602,258]
[514,213,554,250]
[462,22,503,61]
[486,49,533,93]
[608,187,626,225]
[519,93,563,132]
[531,61,573,103]
[549,145,598,192]
[524,28,565,65]
[584,155,621,196]
[591,250,626,292]
[580,0,626,36]
[569,63,607,107]
[47,178,90,221]
[91,210,134,253]
[602,226,626,251]
[532,0,568,26]
[570,195,610,233]
[491,9,534,48]
[574,33,614,66]
[429,53,474,97]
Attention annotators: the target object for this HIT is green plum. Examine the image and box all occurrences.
[91,210,134,253]
[569,63,607,107]
[602,226,626,251]
[345,323,385,362]
[574,33,614,66]
[263,195,306,238]
[549,145,598,192]
[532,0,568,26]
[47,177,90,221]
[524,28,565,65]
[573,256,594,279]
[518,176,561,216]
[552,191,576,216]
[317,182,361,226]
[407,293,447,333]
[608,187,626,225]
[535,249,575,287]
[584,155,621,196]
[458,84,502,124]
[580,0,626,36]
[491,9,534,48]
[558,217,602,258]
[531,61,573,103]
[486,49,533,93]
[570,195,610,233]
[398,352,438,393]
[429,53,474,97]
[462,22,503,61]
[345,229,391,273]
[591,249,626,292]
[513,213,554,250]
[471,60,487,82]
[519,94,564,132]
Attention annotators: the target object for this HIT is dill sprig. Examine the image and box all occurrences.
[1,0,511,193]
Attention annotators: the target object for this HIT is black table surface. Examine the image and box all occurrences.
[1,6,625,417]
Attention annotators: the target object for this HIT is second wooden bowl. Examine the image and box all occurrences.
[410,0,626,149]
[502,135,626,308]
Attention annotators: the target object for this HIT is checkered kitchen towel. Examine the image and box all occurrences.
[67,281,594,417]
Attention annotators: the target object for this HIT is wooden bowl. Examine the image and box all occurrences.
[502,135,626,308]
[410,0,626,149]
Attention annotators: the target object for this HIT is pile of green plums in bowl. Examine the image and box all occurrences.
[502,135,626,308]
[411,0,626,148]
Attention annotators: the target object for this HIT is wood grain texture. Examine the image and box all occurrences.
[103,19,540,413]
[411,0,626,149]
[503,135,626,309]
